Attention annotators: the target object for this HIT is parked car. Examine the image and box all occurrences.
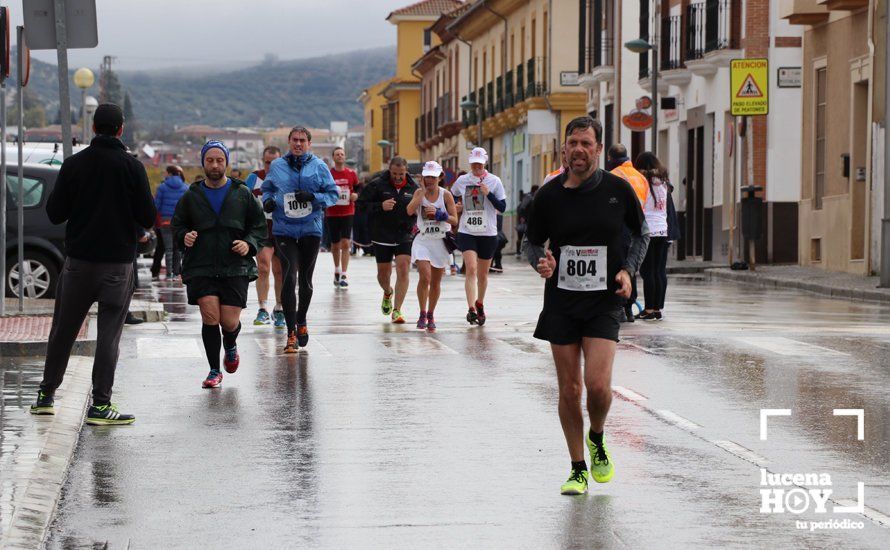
[4,164,66,299]
[4,163,157,299]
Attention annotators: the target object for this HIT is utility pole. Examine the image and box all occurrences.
[881,0,890,286]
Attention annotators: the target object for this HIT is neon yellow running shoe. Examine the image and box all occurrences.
[391,309,405,324]
[587,433,615,483]
[381,290,393,315]
[560,469,589,495]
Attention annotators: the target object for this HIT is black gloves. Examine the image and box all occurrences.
[263,199,276,213]
[292,190,314,203]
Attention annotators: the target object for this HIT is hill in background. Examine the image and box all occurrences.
[10,47,395,129]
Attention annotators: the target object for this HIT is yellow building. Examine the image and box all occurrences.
[358,80,391,175]
[360,0,463,174]
[446,0,587,226]
[413,3,472,175]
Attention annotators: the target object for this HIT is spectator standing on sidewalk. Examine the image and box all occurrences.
[30,103,156,425]
[154,165,188,281]
[634,152,671,320]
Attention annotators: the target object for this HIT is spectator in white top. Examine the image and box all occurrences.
[634,151,670,321]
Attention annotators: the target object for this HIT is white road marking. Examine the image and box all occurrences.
[612,386,648,402]
[712,440,767,466]
[655,410,701,431]
[136,337,202,358]
[736,336,848,357]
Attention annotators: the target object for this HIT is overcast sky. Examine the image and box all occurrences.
[7,0,410,71]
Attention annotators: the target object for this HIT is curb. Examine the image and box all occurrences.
[1,357,92,550]
[0,339,97,358]
[705,269,890,304]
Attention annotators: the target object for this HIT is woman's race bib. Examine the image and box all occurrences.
[418,218,450,240]
[336,184,351,206]
[557,245,607,291]
[461,185,489,234]
[283,192,312,219]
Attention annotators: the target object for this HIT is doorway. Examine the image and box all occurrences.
[685,126,705,258]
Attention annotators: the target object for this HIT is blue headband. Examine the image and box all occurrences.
[201,140,230,166]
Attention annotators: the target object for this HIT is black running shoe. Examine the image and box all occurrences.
[297,324,310,347]
[466,308,478,325]
[85,403,135,426]
[475,302,486,326]
[30,390,55,415]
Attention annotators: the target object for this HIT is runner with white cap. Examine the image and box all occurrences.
[450,147,507,326]
[407,161,458,332]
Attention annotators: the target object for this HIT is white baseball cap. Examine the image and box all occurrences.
[421,160,443,177]
[468,147,488,165]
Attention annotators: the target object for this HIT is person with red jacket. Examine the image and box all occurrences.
[326,146,359,288]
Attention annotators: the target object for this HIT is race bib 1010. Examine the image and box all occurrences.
[284,193,312,219]
[557,245,607,291]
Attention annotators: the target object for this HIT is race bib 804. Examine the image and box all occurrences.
[557,245,607,291]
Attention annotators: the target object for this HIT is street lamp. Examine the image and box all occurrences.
[625,38,658,154]
[73,67,95,145]
[460,98,483,150]
[377,139,392,169]
[83,95,98,142]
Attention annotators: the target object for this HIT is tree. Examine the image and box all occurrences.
[7,87,47,128]
[100,67,123,106]
[121,91,137,148]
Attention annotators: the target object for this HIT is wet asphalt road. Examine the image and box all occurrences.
[44,254,890,549]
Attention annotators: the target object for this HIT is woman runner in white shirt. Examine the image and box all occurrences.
[407,161,458,332]
[451,147,508,326]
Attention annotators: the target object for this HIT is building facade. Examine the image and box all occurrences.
[447,0,589,237]
[784,0,881,275]
[581,0,804,264]
[414,4,472,178]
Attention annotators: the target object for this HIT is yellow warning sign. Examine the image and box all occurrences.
[731,58,769,116]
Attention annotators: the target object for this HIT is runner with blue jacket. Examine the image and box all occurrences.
[261,126,338,352]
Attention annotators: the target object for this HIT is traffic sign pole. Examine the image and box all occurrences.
[16,26,23,311]
[53,0,73,159]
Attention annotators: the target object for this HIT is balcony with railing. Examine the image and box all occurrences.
[526,57,546,99]
[515,64,525,102]
[580,0,615,88]
[660,15,691,86]
[505,69,514,108]
[685,0,741,73]
[486,81,495,118]
[478,87,486,121]
[496,76,504,114]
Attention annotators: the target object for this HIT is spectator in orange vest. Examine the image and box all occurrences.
[607,144,650,322]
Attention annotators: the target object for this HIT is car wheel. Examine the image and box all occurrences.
[6,251,60,299]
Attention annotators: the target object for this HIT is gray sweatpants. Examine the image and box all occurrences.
[40,257,134,404]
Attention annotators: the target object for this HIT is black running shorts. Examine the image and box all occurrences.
[327,215,354,242]
[533,308,623,345]
[456,233,498,260]
[186,276,250,308]
[374,242,412,264]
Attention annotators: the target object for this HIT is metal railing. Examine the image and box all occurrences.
[505,69,514,108]
[478,87,486,121]
[661,15,682,70]
[515,64,525,102]
[686,2,705,61]
[705,0,737,51]
[526,57,545,98]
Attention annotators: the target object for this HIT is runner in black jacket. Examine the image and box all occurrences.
[356,156,419,323]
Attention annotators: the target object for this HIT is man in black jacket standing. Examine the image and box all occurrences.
[30,103,156,425]
[357,156,418,324]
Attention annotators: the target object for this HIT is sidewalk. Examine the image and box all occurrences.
[704,265,890,304]
[1,297,165,357]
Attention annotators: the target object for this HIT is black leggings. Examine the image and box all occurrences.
[640,237,669,310]
[274,235,321,330]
